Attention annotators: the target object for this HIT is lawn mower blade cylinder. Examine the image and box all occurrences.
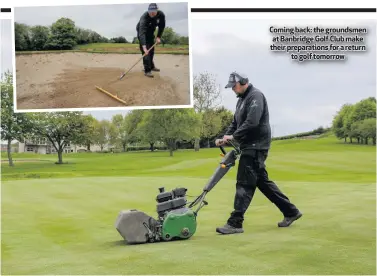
[115,210,159,244]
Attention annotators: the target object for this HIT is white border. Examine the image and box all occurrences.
[187,0,194,110]
[11,10,17,111]
[10,1,193,113]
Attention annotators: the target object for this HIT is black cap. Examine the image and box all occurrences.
[225,73,237,88]
[225,72,248,88]
[148,3,158,11]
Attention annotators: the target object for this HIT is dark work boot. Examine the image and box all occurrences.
[278,211,303,227]
[151,67,160,72]
[216,223,244,234]
[144,71,154,78]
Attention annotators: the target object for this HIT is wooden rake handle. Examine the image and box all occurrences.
[119,42,158,80]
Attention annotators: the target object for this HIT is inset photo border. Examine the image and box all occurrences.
[11,1,193,112]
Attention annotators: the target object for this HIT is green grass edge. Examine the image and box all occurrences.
[15,50,189,55]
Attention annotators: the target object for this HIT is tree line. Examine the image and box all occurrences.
[15,17,188,51]
[272,126,331,141]
[3,68,374,167]
[1,71,232,166]
[332,97,376,145]
[131,27,188,46]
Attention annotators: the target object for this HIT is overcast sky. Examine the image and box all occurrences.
[14,2,188,41]
[191,18,376,136]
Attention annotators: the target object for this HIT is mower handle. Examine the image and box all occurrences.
[218,140,240,155]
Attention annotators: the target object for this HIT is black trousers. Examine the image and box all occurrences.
[227,150,299,228]
[138,36,156,73]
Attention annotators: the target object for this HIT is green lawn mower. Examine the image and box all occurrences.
[115,142,241,245]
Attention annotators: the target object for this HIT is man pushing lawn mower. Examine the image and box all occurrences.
[113,72,302,244]
[215,72,303,235]
[136,3,166,78]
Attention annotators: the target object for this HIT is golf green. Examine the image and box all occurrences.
[1,135,376,274]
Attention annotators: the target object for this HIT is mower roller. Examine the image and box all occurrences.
[115,141,241,244]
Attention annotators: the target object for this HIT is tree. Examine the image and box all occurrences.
[332,104,354,142]
[30,25,50,50]
[154,26,177,45]
[124,110,145,145]
[79,115,99,151]
[349,121,363,144]
[349,98,376,123]
[1,71,34,166]
[45,17,77,50]
[111,36,128,43]
[359,118,376,145]
[139,109,201,156]
[95,120,112,151]
[212,106,234,139]
[179,36,189,45]
[132,37,139,44]
[14,23,31,51]
[201,109,222,147]
[345,98,375,143]
[110,114,129,152]
[75,27,91,44]
[332,97,376,144]
[28,112,88,164]
[193,72,222,151]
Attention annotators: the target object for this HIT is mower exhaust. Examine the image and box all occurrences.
[115,143,241,245]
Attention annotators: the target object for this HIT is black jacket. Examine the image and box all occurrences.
[136,11,166,46]
[225,84,271,151]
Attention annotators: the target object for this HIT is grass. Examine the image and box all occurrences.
[1,135,376,274]
[15,43,189,55]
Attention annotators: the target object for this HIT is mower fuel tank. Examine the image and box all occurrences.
[156,187,188,218]
[157,197,186,217]
[161,207,197,241]
[115,209,159,244]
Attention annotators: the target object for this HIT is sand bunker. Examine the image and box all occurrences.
[15,52,190,109]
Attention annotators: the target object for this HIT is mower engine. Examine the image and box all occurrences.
[115,186,197,244]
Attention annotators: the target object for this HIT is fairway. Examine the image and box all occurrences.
[1,136,376,275]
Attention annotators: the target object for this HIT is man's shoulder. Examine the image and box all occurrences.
[246,85,264,100]
[157,10,165,17]
[139,11,149,20]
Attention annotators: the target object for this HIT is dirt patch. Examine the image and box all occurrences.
[15,52,190,109]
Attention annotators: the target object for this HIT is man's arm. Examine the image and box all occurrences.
[156,11,166,38]
[232,92,264,141]
[138,13,148,47]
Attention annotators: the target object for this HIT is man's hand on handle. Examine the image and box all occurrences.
[156,37,161,44]
[142,45,149,55]
[223,135,233,142]
[215,139,226,147]
[215,135,234,147]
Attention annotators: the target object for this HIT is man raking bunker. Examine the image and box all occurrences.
[136,3,166,78]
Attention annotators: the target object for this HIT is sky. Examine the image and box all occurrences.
[191,18,376,136]
[1,17,376,138]
[14,2,189,42]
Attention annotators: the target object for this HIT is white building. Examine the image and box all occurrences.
[16,138,111,154]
